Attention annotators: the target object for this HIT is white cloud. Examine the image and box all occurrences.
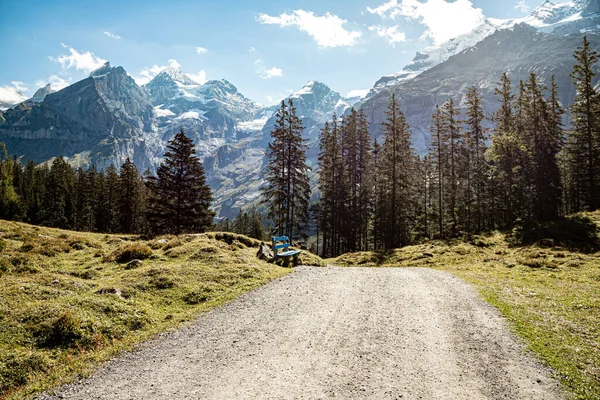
[35,75,71,91]
[515,1,530,13]
[50,44,107,72]
[259,66,284,79]
[0,81,29,105]
[367,0,485,45]
[249,46,256,52]
[104,31,121,39]
[257,10,362,48]
[368,25,407,45]
[196,46,208,54]
[346,89,370,98]
[266,95,274,103]
[135,59,181,85]
[187,70,208,84]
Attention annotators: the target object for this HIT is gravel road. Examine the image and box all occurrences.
[40,267,564,400]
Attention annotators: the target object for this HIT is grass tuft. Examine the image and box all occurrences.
[112,244,153,263]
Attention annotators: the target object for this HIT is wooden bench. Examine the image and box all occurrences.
[272,236,301,267]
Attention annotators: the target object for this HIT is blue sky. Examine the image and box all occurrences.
[0,0,544,106]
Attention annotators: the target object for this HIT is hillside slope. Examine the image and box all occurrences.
[0,222,298,399]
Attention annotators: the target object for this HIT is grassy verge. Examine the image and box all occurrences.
[327,213,600,400]
[0,222,299,399]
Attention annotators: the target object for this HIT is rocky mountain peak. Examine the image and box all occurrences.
[30,84,54,102]
[89,62,113,78]
[158,67,198,86]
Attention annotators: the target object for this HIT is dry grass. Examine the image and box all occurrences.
[0,222,293,399]
[328,213,600,400]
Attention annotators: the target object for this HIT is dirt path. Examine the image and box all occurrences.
[39,267,564,399]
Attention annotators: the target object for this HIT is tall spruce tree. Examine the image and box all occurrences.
[440,98,462,235]
[42,157,74,229]
[379,93,415,248]
[429,105,446,238]
[464,86,489,232]
[262,99,311,240]
[0,143,21,220]
[147,129,214,234]
[523,73,562,221]
[487,73,525,227]
[118,158,143,233]
[568,35,600,211]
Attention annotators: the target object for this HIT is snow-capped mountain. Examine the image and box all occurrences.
[145,67,264,159]
[360,24,600,152]
[363,0,600,102]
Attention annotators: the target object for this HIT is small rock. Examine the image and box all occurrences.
[97,287,122,297]
[422,252,434,258]
[157,239,168,244]
[51,279,60,285]
[125,259,143,269]
[256,242,274,260]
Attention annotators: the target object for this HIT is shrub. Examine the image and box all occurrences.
[150,275,176,289]
[113,244,152,263]
[34,311,83,348]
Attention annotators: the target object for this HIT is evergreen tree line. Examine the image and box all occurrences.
[0,129,214,235]
[317,36,600,257]
[214,208,267,241]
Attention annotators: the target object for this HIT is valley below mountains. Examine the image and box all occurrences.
[1,0,599,219]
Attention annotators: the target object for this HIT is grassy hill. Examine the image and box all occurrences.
[0,222,320,399]
[327,212,600,400]
[1,214,598,399]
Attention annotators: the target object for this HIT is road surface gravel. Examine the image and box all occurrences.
[39,267,564,400]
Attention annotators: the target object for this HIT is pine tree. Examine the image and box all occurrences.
[0,143,21,220]
[429,105,446,238]
[356,109,373,250]
[464,87,489,232]
[118,158,143,233]
[42,157,74,229]
[379,93,415,248]
[568,35,600,211]
[440,98,462,236]
[262,100,311,240]
[487,73,524,228]
[372,138,386,250]
[104,165,120,232]
[523,73,561,221]
[147,129,214,234]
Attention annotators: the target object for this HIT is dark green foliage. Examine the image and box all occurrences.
[41,157,74,229]
[510,216,600,253]
[229,208,266,240]
[146,129,214,234]
[118,158,145,233]
[566,35,600,212]
[379,94,417,249]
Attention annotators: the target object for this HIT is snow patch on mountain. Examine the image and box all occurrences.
[153,105,175,118]
[176,110,207,120]
[236,116,269,132]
